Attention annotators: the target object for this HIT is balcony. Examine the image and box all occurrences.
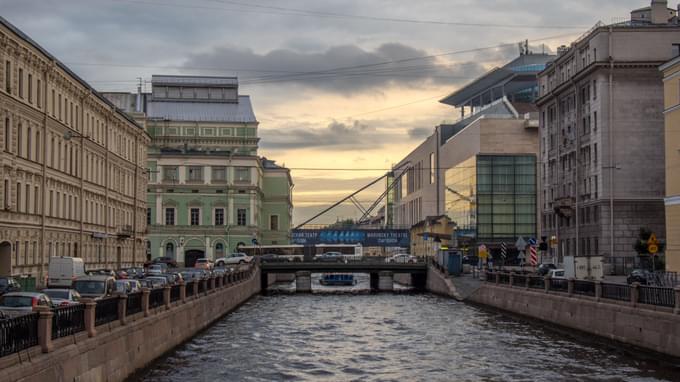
[553,197,575,217]
[117,225,133,239]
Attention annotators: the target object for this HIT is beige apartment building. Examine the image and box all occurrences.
[536,0,679,273]
[660,56,680,272]
[0,16,150,281]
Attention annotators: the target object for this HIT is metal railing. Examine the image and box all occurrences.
[197,281,206,294]
[601,283,630,302]
[149,288,164,309]
[528,276,545,290]
[95,297,119,326]
[170,285,181,302]
[126,292,143,316]
[185,281,195,296]
[549,279,568,292]
[0,313,39,357]
[639,286,675,308]
[573,280,596,297]
[52,304,86,339]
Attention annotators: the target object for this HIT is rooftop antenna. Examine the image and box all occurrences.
[136,77,143,113]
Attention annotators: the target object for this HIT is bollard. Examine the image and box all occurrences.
[141,288,151,317]
[509,273,515,288]
[595,281,602,302]
[631,282,640,307]
[674,286,680,315]
[163,286,171,310]
[117,294,128,325]
[544,276,551,293]
[36,306,54,353]
[179,281,186,303]
[567,278,575,296]
[82,299,97,338]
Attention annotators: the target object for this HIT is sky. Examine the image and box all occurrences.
[1,0,646,225]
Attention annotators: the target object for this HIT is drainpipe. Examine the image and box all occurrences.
[608,26,615,267]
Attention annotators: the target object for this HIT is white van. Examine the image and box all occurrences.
[48,257,85,288]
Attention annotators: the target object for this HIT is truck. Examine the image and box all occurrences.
[47,257,86,288]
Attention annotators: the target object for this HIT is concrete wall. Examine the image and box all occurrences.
[662,59,680,272]
[0,269,261,382]
[468,283,680,358]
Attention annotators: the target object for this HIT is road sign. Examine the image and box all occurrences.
[500,242,507,260]
[529,245,538,266]
[648,244,659,255]
[549,235,558,249]
[515,237,527,251]
[478,244,488,259]
[648,234,658,245]
[528,238,537,246]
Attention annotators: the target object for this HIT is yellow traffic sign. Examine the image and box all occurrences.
[648,233,658,245]
[648,244,659,255]
[478,245,488,259]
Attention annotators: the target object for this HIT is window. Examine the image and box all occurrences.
[212,166,227,182]
[592,80,597,100]
[4,61,10,94]
[270,215,279,231]
[215,208,225,226]
[165,208,175,225]
[187,166,203,182]
[17,124,22,157]
[593,111,597,132]
[18,68,23,99]
[33,186,39,214]
[4,118,9,152]
[215,243,225,257]
[3,180,9,209]
[26,127,31,160]
[429,153,435,184]
[235,167,250,183]
[165,242,175,258]
[163,166,178,182]
[16,183,21,212]
[24,184,30,213]
[190,208,200,226]
[147,208,152,225]
[37,79,41,108]
[237,208,247,226]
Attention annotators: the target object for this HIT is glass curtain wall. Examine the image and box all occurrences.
[444,156,477,231]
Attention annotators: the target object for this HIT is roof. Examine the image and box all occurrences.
[660,55,680,71]
[146,95,257,123]
[151,75,238,87]
[0,16,144,131]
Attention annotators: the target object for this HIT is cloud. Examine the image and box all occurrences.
[260,120,389,150]
[408,127,432,139]
[183,43,487,94]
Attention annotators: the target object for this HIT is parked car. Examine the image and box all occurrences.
[42,289,81,306]
[314,252,347,263]
[114,280,133,294]
[0,277,22,296]
[537,263,557,276]
[385,254,418,264]
[47,256,86,288]
[259,253,281,263]
[115,270,129,280]
[87,269,116,277]
[0,292,54,317]
[547,269,566,280]
[145,257,178,268]
[124,280,143,293]
[125,268,146,279]
[147,264,168,275]
[144,276,169,288]
[627,269,653,285]
[73,275,116,300]
[195,258,214,270]
[215,253,253,266]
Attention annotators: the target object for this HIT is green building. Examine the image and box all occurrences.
[104,75,293,266]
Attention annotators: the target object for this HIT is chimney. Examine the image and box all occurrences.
[651,0,669,24]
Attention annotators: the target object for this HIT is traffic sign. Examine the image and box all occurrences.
[478,244,488,259]
[648,234,658,245]
[515,237,527,251]
[648,244,659,255]
[549,235,558,249]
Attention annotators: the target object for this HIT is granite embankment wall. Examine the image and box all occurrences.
[468,282,680,358]
[0,269,261,382]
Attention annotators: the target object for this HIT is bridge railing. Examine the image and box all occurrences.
[0,263,258,360]
[485,271,680,313]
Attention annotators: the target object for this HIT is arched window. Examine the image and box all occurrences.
[165,242,175,258]
[215,243,225,258]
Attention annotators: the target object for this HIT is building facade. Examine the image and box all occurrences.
[536,1,679,269]
[392,52,551,256]
[0,17,150,280]
[105,75,293,267]
[660,56,680,272]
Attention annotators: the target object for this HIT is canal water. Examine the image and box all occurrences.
[132,283,680,382]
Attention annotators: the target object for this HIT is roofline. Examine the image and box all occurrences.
[660,55,680,71]
[0,16,144,131]
[151,74,238,81]
[439,67,507,105]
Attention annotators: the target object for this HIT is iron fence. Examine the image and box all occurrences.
[549,279,568,292]
[197,281,206,294]
[170,285,181,302]
[573,280,596,297]
[126,292,143,316]
[513,274,527,286]
[0,313,39,357]
[498,273,510,285]
[528,276,545,290]
[601,283,630,302]
[639,286,675,308]
[95,297,119,326]
[185,281,195,296]
[149,288,165,309]
[52,304,85,339]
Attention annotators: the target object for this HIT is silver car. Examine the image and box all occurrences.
[0,292,54,317]
[42,289,81,306]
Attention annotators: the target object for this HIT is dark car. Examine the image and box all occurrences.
[627,269,653,285]
[314,252,346,263]
[260,254,282,263]
[0,277,22,296]
[145,257,178,268]
[537,263,557,276]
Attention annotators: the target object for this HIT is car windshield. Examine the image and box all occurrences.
[73,281,106,295]
[0,296,33,307]
[44,290,69,300]
[196,259,207,263]
[0,279,8,286]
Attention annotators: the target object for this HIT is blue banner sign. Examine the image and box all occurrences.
[292,229,410,247]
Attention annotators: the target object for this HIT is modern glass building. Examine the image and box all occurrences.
[445,155,537,246]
